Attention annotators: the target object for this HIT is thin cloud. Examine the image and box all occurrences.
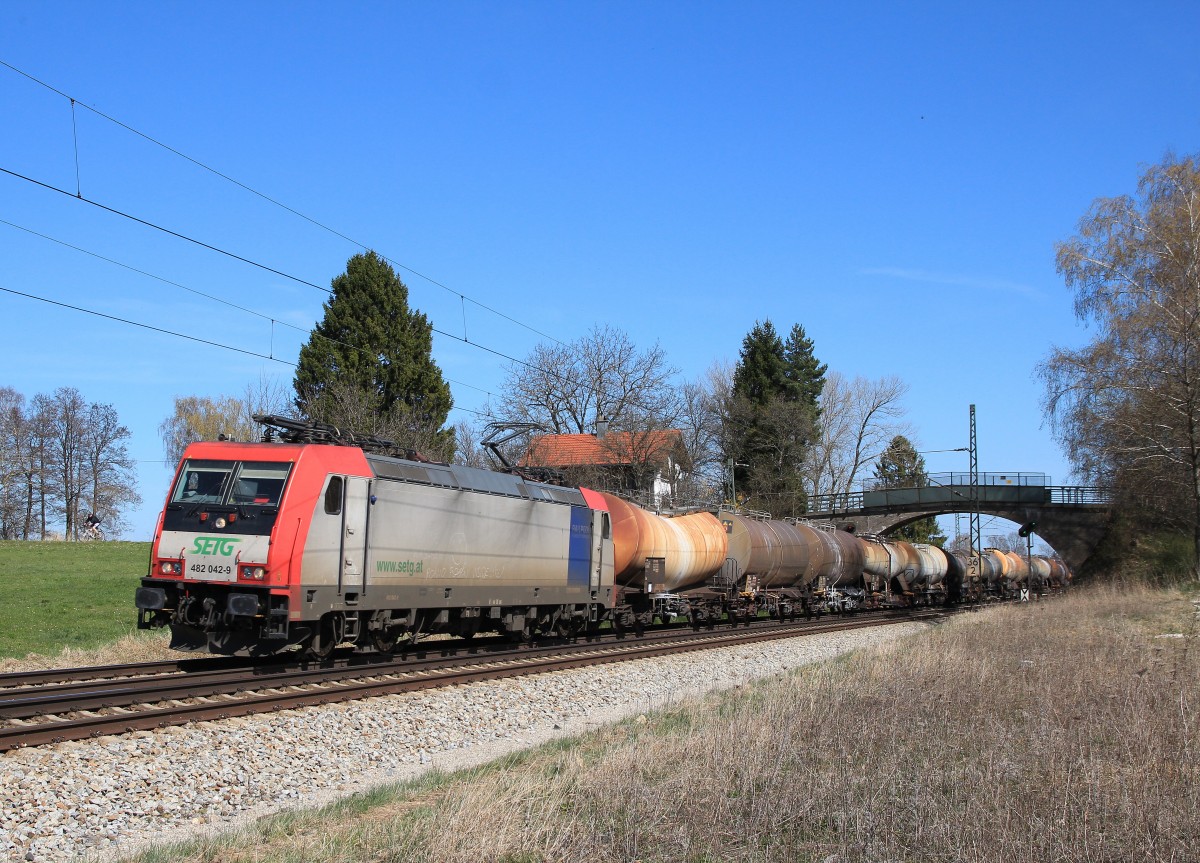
[860,267,1043,298]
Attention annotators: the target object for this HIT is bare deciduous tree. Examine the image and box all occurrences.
[0,386,26,538]
[453,420,492,469]
[298,375,456,461]
[498,324,681,435]
[48,387,88,540]
[81,403,140,537]
[1040,153,1200,576]
[1,386,139,539]
[159,377,293,466]
[499,325,699,496]
[803,372,911,498]
[672,364,730,502]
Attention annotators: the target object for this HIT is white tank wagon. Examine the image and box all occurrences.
[912,544,950,591]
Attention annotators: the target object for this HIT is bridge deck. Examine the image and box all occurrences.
[805,485,1112,519]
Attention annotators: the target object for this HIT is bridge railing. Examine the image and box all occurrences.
[804,484,1114,514]
[1047,486,1114,505]
[807,491,865,513]
[923,471,1049,488]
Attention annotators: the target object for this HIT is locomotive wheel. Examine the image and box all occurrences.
[307,614,342,660]
[371,627,398,654]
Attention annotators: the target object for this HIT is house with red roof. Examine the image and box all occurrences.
[519,424,689,508]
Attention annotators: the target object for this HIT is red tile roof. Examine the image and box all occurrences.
[519,430,684,468]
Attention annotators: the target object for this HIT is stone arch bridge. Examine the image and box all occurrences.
[804,480,1113,572]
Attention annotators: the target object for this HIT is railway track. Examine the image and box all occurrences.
[0,608,947,752]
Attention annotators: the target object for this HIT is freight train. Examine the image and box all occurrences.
[135,417,1070,657]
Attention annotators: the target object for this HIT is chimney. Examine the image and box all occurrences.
[595,415,608,439]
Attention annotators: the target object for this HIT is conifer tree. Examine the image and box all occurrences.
[727,319,822,517]
[732,321,788,405]
[294,251,454,459]
[875,434,946,546]
[783,323,827,409]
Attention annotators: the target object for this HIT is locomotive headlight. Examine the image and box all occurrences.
[159,560,182,575]
[239,565,266,581]
[215,516,227,529]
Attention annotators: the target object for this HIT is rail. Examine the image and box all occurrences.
[0,611,943,751]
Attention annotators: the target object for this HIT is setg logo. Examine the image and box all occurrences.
[191,536,242,556]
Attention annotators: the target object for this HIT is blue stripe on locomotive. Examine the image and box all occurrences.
[567,506,592,585]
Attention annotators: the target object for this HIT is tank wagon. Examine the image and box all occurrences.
[136,417,1070,657]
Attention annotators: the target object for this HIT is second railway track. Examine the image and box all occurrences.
[0,609,948,752]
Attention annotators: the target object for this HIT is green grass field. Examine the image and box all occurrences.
[0,540,151,659]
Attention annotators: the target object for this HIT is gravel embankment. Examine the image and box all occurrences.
[1,622,929,862]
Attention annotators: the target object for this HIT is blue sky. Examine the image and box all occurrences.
[2,1,1198,540]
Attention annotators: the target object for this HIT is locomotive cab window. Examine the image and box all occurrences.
[172,460,235,504]
[324,476,344,515]
[231,462,291,506]
[171,460,292,507]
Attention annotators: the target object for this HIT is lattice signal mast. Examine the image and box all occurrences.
[967,404,982,586]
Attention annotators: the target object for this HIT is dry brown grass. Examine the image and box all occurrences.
[0,629,173,673]
[129,584,1200,863]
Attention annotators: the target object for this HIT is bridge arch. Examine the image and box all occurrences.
[804,484,1112,572]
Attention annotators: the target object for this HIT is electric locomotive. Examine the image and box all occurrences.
[135,417,616,657]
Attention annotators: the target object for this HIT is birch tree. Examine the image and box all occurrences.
[1040,153,1200,577]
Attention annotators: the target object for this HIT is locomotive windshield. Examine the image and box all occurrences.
[170,460,292,508]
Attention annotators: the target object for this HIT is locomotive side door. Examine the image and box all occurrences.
[339,476,371,596]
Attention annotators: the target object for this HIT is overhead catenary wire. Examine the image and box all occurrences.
[0,174,668,421]
[0,285,495,419]
[0,284,292,365]
[0,218,498,401]
[1,63,674,423]
[0,58,566,348]
[0,217,293,326]
[0,165,328,293]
